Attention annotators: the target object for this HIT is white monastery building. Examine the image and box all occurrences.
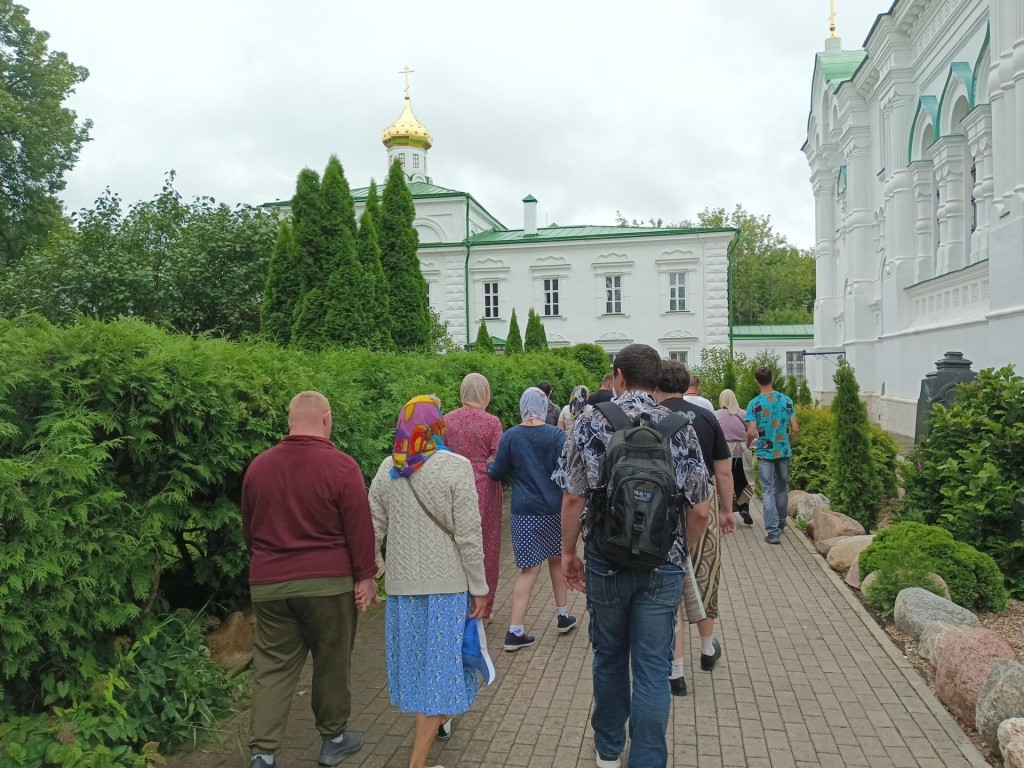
[269,82,814,373]
[804,0,1024,437]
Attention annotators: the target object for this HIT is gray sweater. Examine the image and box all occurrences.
[369,451,488,597]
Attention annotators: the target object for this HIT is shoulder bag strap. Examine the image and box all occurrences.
[405,476,455,541]
[595,401,634,432]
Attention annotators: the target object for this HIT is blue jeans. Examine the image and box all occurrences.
[758,457,790,537]
[585,556,683,768]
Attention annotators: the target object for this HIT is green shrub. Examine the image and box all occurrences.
[862,548,946,617]
[788,405,834,493]
[0,314,590,712]
[828,360,882,530]
[902,366,1024,598]
[559,343,609,384]
[858,521,1008,612]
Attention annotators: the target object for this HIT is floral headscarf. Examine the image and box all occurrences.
[390,395,449,478]
[569,384,590,418]
[520,387,548,422]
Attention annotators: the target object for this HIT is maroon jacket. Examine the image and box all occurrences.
[241,435,377,585]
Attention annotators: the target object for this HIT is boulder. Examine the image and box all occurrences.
[845,557,862,589]
[1000,719,1024,768]
[935,627,1015,727]
[812,507,865,542]
[893,587,978,639]
[827,535,875,573]
[977,661,1024,753]
[205,611,254,676]
[918,622,971,666]
[928,573,952,601]
[791,492,829,522]
[814,536,846,557]
[805,519,815,539]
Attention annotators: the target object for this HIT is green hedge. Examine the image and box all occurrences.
[0,315,590,710]
[858,521,1008,612]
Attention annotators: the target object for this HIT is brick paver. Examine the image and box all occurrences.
[177,501,989,767]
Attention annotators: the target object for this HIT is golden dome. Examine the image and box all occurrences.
[381,96,432,150]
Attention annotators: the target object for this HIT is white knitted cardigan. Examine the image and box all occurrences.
[369,451,488,597]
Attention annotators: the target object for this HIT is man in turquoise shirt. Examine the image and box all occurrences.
[745,367,799,545]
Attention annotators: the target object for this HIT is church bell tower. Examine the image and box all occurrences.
[381,65,432,183]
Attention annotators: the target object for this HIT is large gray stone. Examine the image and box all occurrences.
[813,507,866,541]
[893,587,978,640]
[790,491,829,522]
[919,622,966,666]
[814,535,846,558]
[977,661,1024,754]
[845,556,862,589]
[1000,718,1024,768]
[827,535,875,573]
[935,627,1015,727]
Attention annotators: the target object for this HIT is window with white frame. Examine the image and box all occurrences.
[399,152,406,167]
[668,272,686,312]
[669,351,688,364]
[543,278,560,316]
[786,351,806,382]
[412,154,420,169]
[605,275,622,314]
[483,282,499,319]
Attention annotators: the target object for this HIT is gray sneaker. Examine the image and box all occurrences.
[251,757,275,768]
[319,732,364,766]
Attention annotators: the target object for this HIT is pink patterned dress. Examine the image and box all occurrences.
[443,406,504,616]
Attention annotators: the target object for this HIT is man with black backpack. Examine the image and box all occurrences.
[554,344,712,768]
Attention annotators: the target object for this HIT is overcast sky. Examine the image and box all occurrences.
[27,1,884,249]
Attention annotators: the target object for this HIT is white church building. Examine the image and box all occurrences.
[804,0,1024,437]
[269,86,812,372]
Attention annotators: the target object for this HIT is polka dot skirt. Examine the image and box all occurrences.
[510,513,562,569]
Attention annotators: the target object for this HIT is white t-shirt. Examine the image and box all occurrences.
[684,394,715,412]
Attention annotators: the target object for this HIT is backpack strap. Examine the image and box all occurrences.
[654,412,689,441]
[595,401,634,432]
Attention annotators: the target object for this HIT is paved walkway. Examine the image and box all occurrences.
[178,501,989,768]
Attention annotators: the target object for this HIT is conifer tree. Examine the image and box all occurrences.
[289,168,326,297]
[524,308,548,351]
[364,179,382,230]
[827,359,882,530]
[723,358,738,393]
[355,203,391,349]
[260,220,302,344]
[505,308,523,354]
[319,156,365,346]
[475,319,495,353]
[797,377,812,406]
[379,160,431,349]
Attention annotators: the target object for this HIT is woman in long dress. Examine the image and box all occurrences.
[715,388,755,525]
[443,373,504,618]
[369,395,488,768]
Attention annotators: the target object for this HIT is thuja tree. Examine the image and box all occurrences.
[505,309,523,354]
[353,188,391,349]
[827,359,882,530]
[318,155,366,347]
[380,159,430,349]
[524,308,548,351]
[260,220,302,344]
[475,319,495,353]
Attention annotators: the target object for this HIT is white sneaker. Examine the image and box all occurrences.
[596,749,620,768]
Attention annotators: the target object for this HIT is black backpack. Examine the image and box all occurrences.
[588,401,689,570]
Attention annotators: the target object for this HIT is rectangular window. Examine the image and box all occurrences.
[413,154,420,169]
[543,278,560,316]
[669,351,688,364]
[399,152,406,167]
[668,271,686,312]
[786,351,806,382]
[483,282,499,319]
[605,275,622,314]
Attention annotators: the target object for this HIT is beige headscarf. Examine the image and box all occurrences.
[719,388,741,415]
[460,372,491,410]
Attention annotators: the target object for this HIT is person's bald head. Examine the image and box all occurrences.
[288,391,332,438]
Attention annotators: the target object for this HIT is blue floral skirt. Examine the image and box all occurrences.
[384,592,480,716]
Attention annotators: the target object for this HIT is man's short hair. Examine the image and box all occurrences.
[601,373,614,388]
[658,359,690,395]
[754,366,774,386]
[612,344,662,390]
[689,374,701,389]
[537,381,553,396]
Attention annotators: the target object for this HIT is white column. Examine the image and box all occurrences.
[910,161,936,281]
[963,105,993,264]
[930,136,967,273]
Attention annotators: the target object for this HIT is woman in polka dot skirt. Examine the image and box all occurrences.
[488,387,578,651]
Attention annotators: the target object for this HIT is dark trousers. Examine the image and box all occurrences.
[249,592,357,753]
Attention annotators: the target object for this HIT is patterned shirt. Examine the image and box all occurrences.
[745,391,796,460]
[552,390,712,568]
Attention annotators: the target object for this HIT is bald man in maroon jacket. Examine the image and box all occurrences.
[242,391,377,768]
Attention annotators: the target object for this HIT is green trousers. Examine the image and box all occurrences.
[248,592,357,753]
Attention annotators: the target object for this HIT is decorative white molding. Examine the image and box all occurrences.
[659,329,698,341]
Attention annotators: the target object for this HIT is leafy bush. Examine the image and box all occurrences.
[862,547,947,617]
[902,366,1024,598]
[560,343,609,384]
[859,522,1008,612]
[0,314,590,711]
[828,360,882,531]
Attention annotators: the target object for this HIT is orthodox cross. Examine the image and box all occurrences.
[828,0,838,38]
[399,65,415,97]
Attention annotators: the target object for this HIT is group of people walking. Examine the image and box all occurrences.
[240,345,798,768]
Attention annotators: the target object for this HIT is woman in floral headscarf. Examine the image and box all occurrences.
[487,387,575,652]
[369,395,488,767]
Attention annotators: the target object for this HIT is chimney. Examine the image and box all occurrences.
[523,194,538,236]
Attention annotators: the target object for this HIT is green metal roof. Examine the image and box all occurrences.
[819,49,867,92]
[350,181,467,200]
[522,194,537,203]
[731,324,814,339]
[469,224,737,246]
